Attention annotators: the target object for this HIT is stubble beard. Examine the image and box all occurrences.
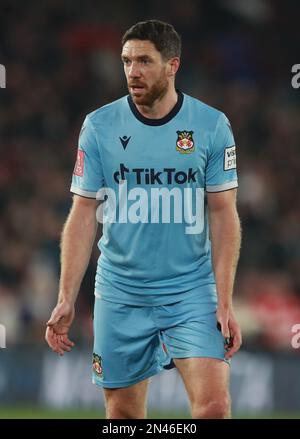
[129,72,169,107]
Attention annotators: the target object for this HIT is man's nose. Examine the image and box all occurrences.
[128,62,141,78]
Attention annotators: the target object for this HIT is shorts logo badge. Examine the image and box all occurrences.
[176,131,195,153]
[92,353,103,378]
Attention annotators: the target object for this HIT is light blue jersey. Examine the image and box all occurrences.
[71,92,238,306]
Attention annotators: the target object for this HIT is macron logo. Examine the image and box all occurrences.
[119,136,131,150]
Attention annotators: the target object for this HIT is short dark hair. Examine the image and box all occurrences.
[122,20,181,60]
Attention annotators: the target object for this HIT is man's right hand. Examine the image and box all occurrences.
[45,301,75,356]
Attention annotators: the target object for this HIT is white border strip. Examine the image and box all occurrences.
[206,180,238,192]
[70,185,97,198]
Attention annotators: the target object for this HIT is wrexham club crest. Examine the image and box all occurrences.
[92,353,103,378]
[176,131,195,153]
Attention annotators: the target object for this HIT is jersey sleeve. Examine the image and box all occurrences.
[205,112,238,192]
[70,115,104,198]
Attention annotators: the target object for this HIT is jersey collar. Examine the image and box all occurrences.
[127,90,184,126]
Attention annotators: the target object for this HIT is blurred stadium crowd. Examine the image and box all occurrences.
[0,0,299,351]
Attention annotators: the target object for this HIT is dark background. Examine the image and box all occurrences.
[0,0,300,417]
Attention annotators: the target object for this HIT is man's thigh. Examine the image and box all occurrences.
[173,357,230,406]
[103,379,150,419]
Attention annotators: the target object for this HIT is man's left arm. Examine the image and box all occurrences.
[207,188,242,359]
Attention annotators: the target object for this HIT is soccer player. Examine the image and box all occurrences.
[45,20,242,419]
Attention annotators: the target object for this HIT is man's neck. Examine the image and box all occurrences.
[135,87,178,120]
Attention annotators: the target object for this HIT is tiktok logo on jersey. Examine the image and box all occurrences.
[113,163,198,185]
[96,164,204,234]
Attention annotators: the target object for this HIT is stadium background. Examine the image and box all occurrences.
[0,0,300,418]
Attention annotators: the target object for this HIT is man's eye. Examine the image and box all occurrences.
[123,59,130,65]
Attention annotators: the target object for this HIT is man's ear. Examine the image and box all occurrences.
[167,57,180,76]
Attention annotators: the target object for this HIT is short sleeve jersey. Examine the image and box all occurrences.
[71,92,238,305]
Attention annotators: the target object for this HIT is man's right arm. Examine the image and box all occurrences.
[58,194,99,305]
[45,194,100,355]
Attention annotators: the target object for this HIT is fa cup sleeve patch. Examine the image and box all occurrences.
[224,145,236,170]
[73,149,85,176]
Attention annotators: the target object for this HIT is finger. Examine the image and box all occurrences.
[47,310,61,326]
[56,334,73,351]
[225,331,242,359]
[45,327,57,350]
[57,335,72,352]
[57,343,71,352]
[53,333,65,356]
[225,345,238,359]
[51,331,61,352]
[46,327,65,355]
[218,319,230,339]
[61,334,75,347]
[48,331,63,355]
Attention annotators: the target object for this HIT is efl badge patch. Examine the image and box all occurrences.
[73,149,84,176]
[92,353,103,378]
[176,131,195,153]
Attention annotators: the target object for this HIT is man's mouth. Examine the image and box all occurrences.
[129,85,145,92]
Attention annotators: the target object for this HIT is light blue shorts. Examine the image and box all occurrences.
[92,292,229,388]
